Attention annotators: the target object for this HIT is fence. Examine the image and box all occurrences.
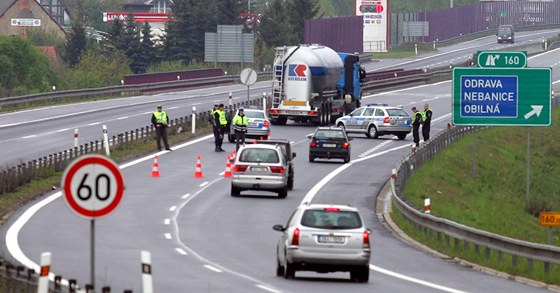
[390,103,560,278]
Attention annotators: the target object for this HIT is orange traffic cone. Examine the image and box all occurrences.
[194,155,204,178]
[150,155,160,177]
[224,160,233,177]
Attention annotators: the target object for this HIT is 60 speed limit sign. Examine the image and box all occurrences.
[62,155,125,219]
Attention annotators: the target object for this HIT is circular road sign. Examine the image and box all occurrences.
[240,68,258,86]
[62,155,125,219]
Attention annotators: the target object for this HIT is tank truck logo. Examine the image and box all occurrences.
[287,64,307,81]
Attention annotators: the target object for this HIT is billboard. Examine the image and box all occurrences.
[355,0,388,52]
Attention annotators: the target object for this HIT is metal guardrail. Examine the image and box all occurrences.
[390,124,560,275]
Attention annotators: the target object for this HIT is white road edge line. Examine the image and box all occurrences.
[5,134,213,284]
[204,265,223,273]
[370,265,468,293]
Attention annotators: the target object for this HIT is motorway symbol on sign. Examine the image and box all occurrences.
[62,155,125,219]
[452,67,551,126]
[478,51,527,68]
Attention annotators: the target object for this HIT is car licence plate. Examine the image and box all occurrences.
[248,121,258,127]
[318,235,345,244]
[322,143,336,148]
[251,167,267,172]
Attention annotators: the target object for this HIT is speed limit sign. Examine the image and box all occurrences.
[62,155,125,219]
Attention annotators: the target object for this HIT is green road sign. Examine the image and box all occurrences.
[478,51,527,68]
[452,67,551,126]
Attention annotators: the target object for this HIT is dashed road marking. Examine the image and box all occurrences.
[359,140,394,158]
[199,181,209,187]
[21,135,37,139]
[255,284,281,293]
[204,265,223,273]
[164,219,170,225]
[176,248,187,255]
[169,206,177,212]
[165,233,171,239]
[88,122,100,126]
[182,193,190,199]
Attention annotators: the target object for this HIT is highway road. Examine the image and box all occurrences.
[1,29,559,168]
[2,32,560,292]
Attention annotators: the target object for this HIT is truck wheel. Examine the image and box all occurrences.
[326,103,332,125]
[367,125,379,139]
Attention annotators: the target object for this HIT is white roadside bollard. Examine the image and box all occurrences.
[102,125,110,156]
[414,43,418,55]
[37,252,51,293]
[391,168,397,180]
[229,92,233,107]
[263,92,267,111]
[192,106,196,134]
[74,128,79,148]
[141,250,153,293]
[424,198,431,214]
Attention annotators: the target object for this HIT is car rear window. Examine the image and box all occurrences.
[315,130,345,139]
[239,148,280,163]
[301,210,362,229]
[245,111,265,119]
[387,109,409,117]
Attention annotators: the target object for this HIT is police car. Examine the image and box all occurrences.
[228,107,271,143]
[335,104,412,140]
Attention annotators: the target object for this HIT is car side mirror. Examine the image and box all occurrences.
[292,152,296,158]
[273,224,285,232]
[306,134,313,139]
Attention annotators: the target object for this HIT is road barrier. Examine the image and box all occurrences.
[390,107,560,279]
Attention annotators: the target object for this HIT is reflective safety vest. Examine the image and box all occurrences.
[413,112,422,125]
[233,114,248,132]
[423,108,432,124]
[153,111,168,125]
[420,111,427,122]
[218,110,227,125]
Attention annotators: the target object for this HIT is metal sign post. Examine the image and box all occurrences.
[240,68,257,102]
[62,155,125,291]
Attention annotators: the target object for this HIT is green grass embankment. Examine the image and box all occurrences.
[393,109,560,285]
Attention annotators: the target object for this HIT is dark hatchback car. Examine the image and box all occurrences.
[307,127,351,163]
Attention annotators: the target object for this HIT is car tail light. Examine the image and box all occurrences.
[233,165,248,172]
[270,109,279,114]
[363,231,370,249]
[292,228,300,246]
[324,207,339,212]
[264,120,270,127]
[342,141,349,149]
[309,111,317,116]
[310,139,318,147]
[383,116,390,123]
[269,166,285,173]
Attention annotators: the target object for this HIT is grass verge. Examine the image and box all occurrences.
[392,109,560,285]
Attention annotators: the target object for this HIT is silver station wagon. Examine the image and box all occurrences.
[273,204,371,282]
[231,144,289,198]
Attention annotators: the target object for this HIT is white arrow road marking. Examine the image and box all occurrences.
[524,105,543,119]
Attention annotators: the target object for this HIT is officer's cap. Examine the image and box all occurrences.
[219,103,224,107]
[157,105,162,108]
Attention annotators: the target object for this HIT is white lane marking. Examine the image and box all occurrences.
[169,206,177,212]
[164,219,170,225]
[117,116,129,120]
[301,142,466,293]
[256,284,281,293]
[193,102,202,105]
[55,128,69,132]
[88,122,100,126]
[176,248,187,255]
[143,111,152,114]
[358,140,394,158]
[204,265,223,273]
[363,80,450,99]
[199,181,209,187]
[167,106,179,110]
[182,193,190,199]
[165,233,172,239]
[21,135,36,139]
[371,265,468,293]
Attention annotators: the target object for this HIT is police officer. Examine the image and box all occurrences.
[213,104,227,152]
[209,104,219,147]
[411,107,422,147]
[422,103,433,142]
[151,105,171,151]
[232,107,248,151]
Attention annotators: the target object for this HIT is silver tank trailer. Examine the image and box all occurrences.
[280,44,344,102]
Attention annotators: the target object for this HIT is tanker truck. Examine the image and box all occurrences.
[269,44,366,125]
